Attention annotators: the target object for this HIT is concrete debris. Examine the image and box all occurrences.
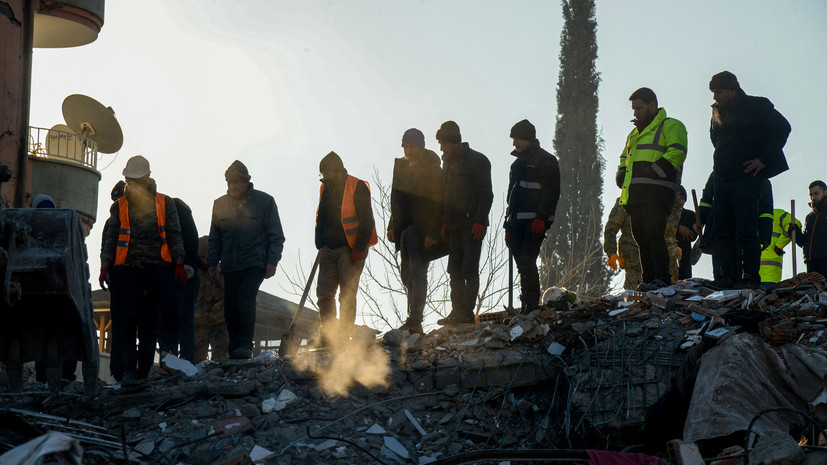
[161,353,198,377]
[2,274,826,463]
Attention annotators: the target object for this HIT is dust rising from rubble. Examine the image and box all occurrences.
[293,339,392,397]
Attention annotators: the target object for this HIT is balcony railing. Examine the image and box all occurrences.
[28,126,98,170]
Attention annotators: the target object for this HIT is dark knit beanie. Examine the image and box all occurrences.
[435,121,462,144]
[401,128,425,148]
[709,71,740,91]
[510,119,536,140]
[319,151,346,173]
[225,160,251,182]
[111,180,126,201]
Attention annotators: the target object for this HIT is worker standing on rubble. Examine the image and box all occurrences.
[99,155,187,382]
[195,236,228,362]
[388,129,446,334]
[504,119,560,312]
[616,88,687,291]
[315,152,377,347]
[604,197,642,289]
[171,198,199,362]
[707,71,791,289]
[790,180,827,277]
[435,121,493,326]
[208,160,285,360]
[760,208,801,285]
[675,186,698,280]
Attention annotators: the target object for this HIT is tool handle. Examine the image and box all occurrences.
[791,200,797,276]
[691,189,703,239]
[288,250,322,329]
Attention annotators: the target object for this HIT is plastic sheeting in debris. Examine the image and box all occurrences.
[0,431,83,465]
[684,333,827,442]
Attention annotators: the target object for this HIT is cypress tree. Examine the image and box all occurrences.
[539,0,611,298]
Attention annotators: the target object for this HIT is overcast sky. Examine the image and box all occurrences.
[29,0,827,327]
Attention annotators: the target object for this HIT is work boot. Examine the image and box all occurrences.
[637,279,668,292]
[229,348,252,359]
[734,277,761,290]
[437,312,475,326]
[707,277,734,290]
[399,318,424,334]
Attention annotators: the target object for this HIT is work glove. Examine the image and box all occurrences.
[618,255,627,269]
[531,219,545,235]
[615,168,626,189]
[441,222,447,239]
[675,246,682,261]
[471,222,486,240]
[174,264,188,284]
[351,248,366,264]
[99,268,110,290]
[788,223,801,237]
[774,246,785,256]
[608,254,619,271]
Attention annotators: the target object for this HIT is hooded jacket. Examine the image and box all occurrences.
[710,92,791,181]
[442,143,493,230]
[207,183,285,273]
[505,140,560,230]
[389,149,444,252]
[100,178,185,268]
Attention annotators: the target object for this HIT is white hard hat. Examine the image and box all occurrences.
[123,155,151,178]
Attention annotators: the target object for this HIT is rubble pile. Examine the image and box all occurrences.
[1,274,826,464]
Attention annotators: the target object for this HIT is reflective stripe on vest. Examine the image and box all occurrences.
[318,175,378,250]
[619,116,684,205]
[114,193,172,266]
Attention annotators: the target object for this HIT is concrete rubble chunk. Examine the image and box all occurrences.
[748,430,805,465]
[161,353,198,377]
[384,436,411,459]
[404,409,427,436]
[249,444,275,463]
[366,424,387,434]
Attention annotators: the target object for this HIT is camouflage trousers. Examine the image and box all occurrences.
[618,244,642,290]
[194,324,229,363]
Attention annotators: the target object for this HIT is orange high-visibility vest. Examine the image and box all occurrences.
[318,175,378,250]
[114,193,172,266]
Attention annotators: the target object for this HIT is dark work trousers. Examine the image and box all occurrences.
[446,227,483,316]
[136,293,156,378]
[195,323,229,363]
[508,223,546,311]
[317,246,365,338]
[807,259,827,278]
[400,226,429,322]
[625,202,671,284]
[109,265,178,381]
[713,176,762,283]
[223,267,265,354]
[174,273,200,362]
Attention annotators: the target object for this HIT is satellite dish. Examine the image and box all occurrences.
[45,124,83,159]
[62,94,123,154]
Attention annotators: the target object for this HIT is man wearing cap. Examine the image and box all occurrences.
[707,71,791,289]
[99,155,187,382]
[388,128,445,334]
[616,88,687,291]
[505,119,560,312]
[435,121,493,325]
[316,151,377,347]
[208,160,285,359]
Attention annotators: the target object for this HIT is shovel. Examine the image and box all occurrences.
[690,189,704,265]
[278,250,322,357]
[504,247,518,315]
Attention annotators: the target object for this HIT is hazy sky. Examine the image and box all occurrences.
[29,0,827,326]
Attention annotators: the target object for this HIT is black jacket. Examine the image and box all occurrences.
[711,92,791,181]
[207,183,285,273]
[442,143,493,230]
[315,177,374,251]
[699,174,773,250]
[389,149,444,251]
[174,198,199,269]
[505,140,560,231]
[794,199,827,263]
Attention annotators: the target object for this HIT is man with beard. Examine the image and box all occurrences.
[616,88,687,291]
[315,152,377,347]
[208,160,285,359]
[99,155,187,382]
[504,119,560,312]
[791,180,827,277]
[388,129,445,334]
[708,71,791,289]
